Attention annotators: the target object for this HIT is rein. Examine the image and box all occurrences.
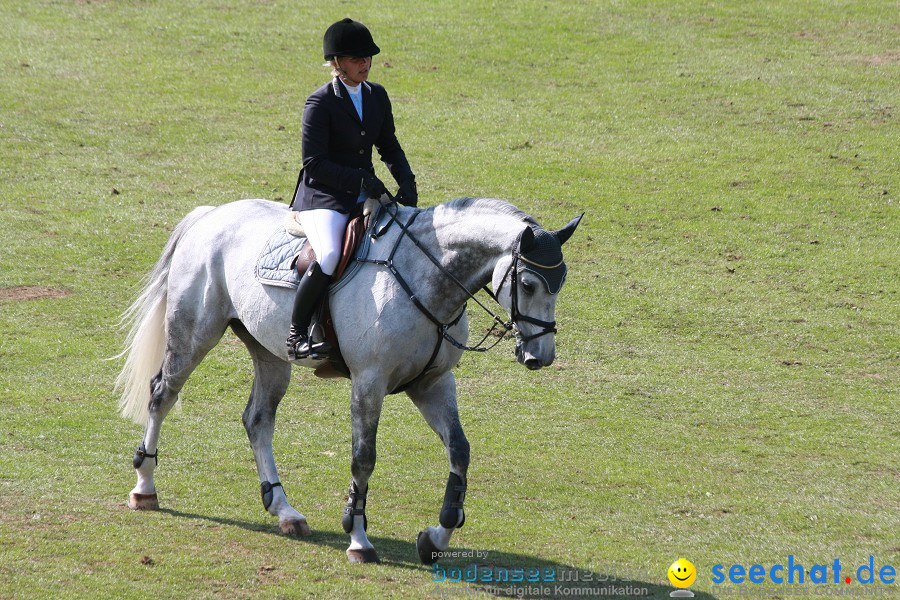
[359,198,558,357]
[359,199,514,355]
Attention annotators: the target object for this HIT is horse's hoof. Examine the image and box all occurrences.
[346,548,380,564]
[280,518,312,537]
[128,492,159,510]
[416,530,441,565]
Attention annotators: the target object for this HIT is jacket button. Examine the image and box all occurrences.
[359,149,364,154]
[360,131,366,136]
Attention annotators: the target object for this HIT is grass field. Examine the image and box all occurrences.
[1,1,897,599]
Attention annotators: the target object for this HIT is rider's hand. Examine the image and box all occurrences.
[360,171,388,199]
[396,179,418,207]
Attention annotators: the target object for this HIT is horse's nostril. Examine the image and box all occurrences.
[524,358,542,370]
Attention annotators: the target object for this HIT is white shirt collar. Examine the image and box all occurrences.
[340,79,362,94]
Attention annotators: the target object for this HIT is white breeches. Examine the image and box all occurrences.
[295,209,350,276]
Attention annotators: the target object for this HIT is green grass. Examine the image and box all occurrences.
[1,1,897,598]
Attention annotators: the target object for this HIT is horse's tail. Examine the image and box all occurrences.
[114,205,216,425]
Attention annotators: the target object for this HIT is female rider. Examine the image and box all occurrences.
[288,18,418,360]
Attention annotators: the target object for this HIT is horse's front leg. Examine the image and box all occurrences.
[240,345,311,537]
[406,372,470,565]
[343,374,386,563]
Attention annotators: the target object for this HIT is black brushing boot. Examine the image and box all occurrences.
[286,261,333,360]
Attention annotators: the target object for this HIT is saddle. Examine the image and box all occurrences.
[285,205,369,282]
[284,201,376,379]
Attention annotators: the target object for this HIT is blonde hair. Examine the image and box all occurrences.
[325,58,341,79]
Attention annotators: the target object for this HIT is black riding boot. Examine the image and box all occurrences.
[286,261,333,360]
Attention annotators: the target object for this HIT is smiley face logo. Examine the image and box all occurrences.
[668,558,697,588]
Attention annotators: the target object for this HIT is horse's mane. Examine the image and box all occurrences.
[438,197,540,228]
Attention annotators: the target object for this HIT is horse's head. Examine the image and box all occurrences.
[492,214,583,370]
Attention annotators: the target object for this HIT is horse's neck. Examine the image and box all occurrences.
[404,207,523,320]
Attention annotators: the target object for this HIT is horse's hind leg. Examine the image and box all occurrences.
[129,369,170,509]
[232,321,311,537]
[129,288,230,510]
[129,329,224,510]
[406,372,470,565]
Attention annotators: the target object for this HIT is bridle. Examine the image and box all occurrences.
[492,230,561,343]
[359,199,561,355]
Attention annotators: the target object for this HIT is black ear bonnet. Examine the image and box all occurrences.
[518,227,567,294]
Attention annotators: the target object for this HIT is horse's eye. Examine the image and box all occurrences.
[521,280,536,295]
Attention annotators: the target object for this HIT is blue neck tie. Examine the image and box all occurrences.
[350,90,363,120]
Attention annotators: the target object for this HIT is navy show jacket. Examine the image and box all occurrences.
[292,78,414,213]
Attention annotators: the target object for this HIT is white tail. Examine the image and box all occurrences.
[114,206,216,425]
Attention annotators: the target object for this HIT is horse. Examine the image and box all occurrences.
[115,196,582,564]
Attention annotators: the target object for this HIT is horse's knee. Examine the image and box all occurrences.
[448,429,470,472]
[351,445,376,479]
[242,393,265,432]
[241,396,255,432]
[352,456,376,478]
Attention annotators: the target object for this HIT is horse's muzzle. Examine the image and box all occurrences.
[516,343,552,370]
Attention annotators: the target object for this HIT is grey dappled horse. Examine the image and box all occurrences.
[115,197,582,564]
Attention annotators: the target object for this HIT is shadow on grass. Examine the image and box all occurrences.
[159,508,718,599]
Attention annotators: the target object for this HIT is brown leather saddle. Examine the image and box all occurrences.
[289,204,369,379]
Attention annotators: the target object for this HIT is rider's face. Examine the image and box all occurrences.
[337,56,371,86]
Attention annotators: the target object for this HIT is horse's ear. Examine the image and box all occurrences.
[519,226,537,253]
[554,213,584,246]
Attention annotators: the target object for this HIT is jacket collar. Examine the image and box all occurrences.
[331,77,371,97]
[332,77,371,125]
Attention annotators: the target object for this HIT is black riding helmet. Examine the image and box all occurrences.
[323,18,380,60]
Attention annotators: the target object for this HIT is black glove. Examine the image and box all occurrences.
[360,171,388,199]
[396,179,418,207]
